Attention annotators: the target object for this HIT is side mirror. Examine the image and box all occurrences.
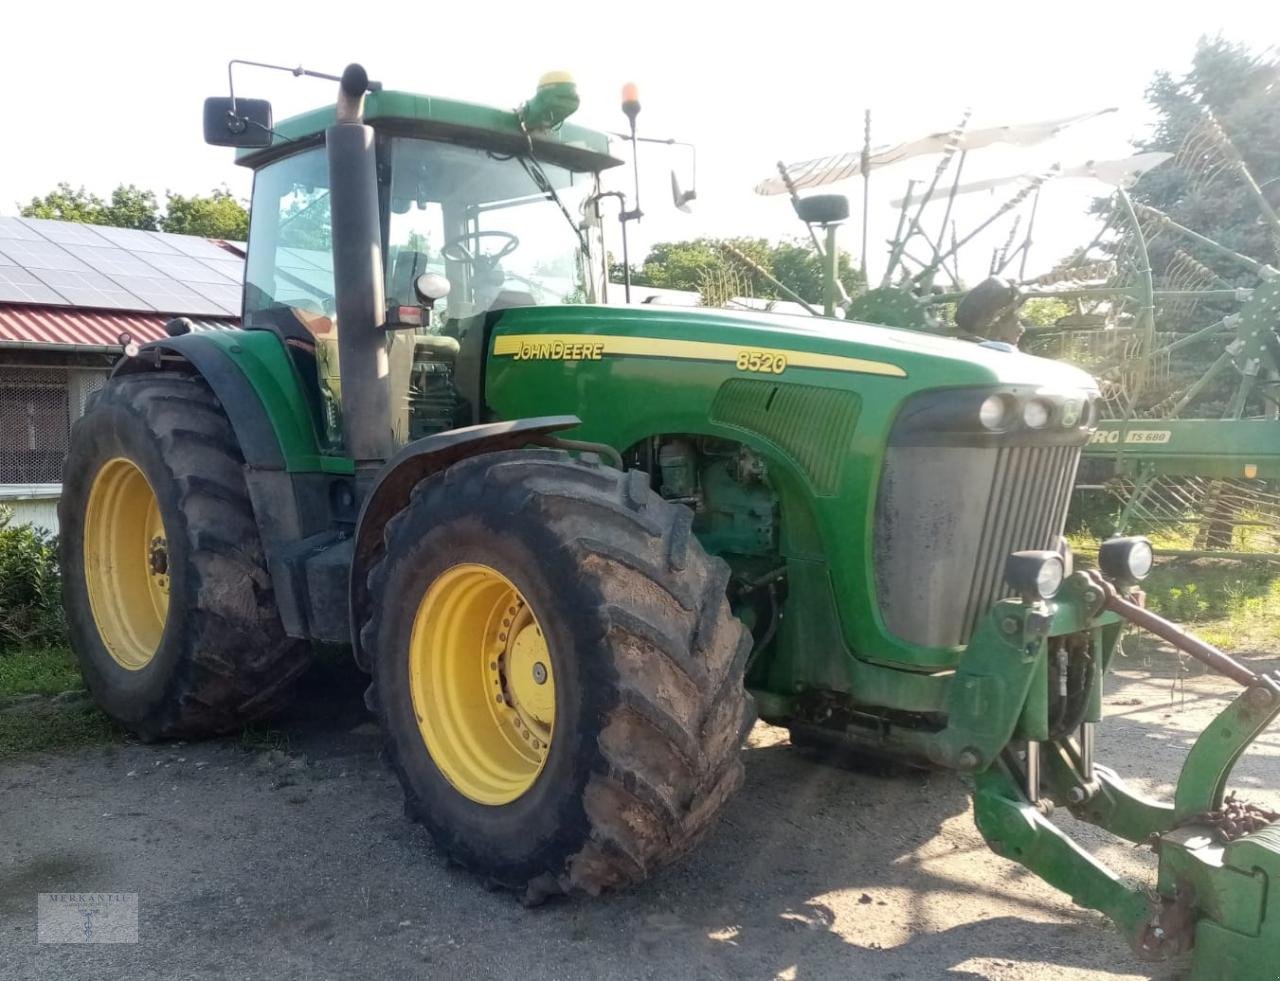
[670,170,697,213]
[203,96,273,148]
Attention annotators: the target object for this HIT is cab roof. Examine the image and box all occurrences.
[235,89,624,173]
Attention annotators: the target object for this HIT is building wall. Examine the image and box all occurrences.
[0,353,113,532]
[0,484,60,534]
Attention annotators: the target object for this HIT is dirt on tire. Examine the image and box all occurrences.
[362,450,754,900]
[58,369,310,739]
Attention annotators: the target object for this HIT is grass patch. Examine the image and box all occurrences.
[0,645,123,757]
[0,704,122,757]
[0,646,84,698]
[1068,538,1280,654]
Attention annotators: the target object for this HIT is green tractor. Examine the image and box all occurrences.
[60,64,1280,972]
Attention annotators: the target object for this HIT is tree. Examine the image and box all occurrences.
[21,182,159,230]
[1098,37,1279,417]
[107,185,162,231]
[617,236,864,304]
[162,187,249,240]
[1119,37,1279,293]
[19,183,249,240]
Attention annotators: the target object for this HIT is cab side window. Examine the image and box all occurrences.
[244,147,335,327]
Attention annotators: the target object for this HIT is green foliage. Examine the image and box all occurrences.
[1159,582,1210,622]
[1020,297,1071,328]
[616,236,864,305]
[0,508,66,652]
[0,645,81,697]
[20,182,249,239]
[1140,557,1280,653]
[21,182,159,230]
[1064,491,1119,540]
[0,701,121,757]
[1121,37,1279,318]
[1068,540,1280,653]
[1133,37,1279,263]
[162,186,249,239]
[107,184,163,231]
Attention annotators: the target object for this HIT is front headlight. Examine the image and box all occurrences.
[1098,536,1154,582]
[1023,398,1051,430]
[1005,550,1065,600]
[979,394,1010,431]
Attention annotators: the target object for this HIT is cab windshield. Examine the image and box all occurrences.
[244,138,602,327]
[243,136,603,449]
[384,136,602,316]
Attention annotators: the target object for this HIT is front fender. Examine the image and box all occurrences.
[348,415,580,667]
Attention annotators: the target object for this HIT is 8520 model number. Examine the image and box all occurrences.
[736,350,787,374]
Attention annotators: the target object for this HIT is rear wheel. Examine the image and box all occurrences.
[59,370,310,739]
[363,449,753,899]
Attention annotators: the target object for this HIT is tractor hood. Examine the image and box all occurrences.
[489,304,1098,394]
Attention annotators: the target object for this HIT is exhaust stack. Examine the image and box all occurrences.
[327,63,391,493]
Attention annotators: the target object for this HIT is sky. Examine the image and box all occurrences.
[4,0,1274,287]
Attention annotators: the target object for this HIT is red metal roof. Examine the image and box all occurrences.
[0,304,236,350]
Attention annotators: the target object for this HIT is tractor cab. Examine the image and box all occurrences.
[228,80,621,449]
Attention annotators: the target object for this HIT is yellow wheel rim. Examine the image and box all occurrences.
[409,563,556,805]
[83,457,170,671]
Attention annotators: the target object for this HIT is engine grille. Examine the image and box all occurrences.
[874,441,1081,648]
[958,443,1080,640]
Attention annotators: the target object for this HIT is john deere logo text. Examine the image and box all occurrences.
[511,341,606,361]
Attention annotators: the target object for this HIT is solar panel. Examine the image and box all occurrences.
[279,246,333,272]
[186,281,242,316]
[31,268,147,310]
[196,257,245,283]
[88,225,179,254]
[0,239,91,272]
[137,251,236,285]
[152,231,240,261]
[0,217,44,242]
[109,274,226,316]
[0,264,68,305]
[0,215,249,319]
[70,245,166,279]
[19,217,113,247]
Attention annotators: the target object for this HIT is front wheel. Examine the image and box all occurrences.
[362,450,753,899]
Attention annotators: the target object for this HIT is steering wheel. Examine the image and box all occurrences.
[442,230,520,266]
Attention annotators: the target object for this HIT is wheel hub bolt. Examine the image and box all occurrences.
[149,537,168,576]
[532,662,548,685]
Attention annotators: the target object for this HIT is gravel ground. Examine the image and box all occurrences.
[2,646,1277,981]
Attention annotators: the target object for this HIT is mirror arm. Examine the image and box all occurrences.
[225,59,382,115]
[611,133,698,208]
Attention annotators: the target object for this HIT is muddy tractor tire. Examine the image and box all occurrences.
[59,370,310,740]
[362,449,753,900]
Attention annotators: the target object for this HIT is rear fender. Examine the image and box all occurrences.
[113,334,354,641]
[113,333,287,469]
